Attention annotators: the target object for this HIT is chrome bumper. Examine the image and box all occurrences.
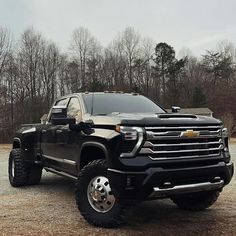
[150,178,224,198]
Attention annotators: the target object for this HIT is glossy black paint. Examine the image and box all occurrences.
[11,92,234,201]
[108,162,234,201]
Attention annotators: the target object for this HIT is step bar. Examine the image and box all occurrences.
[44,167,77,180]
[149,177,224,198]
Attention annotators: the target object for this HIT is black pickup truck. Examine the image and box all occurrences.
[8,92,234,227]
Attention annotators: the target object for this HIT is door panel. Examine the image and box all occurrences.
[40,97,70,170]
[53,125,78,174]
[55,97,82,174]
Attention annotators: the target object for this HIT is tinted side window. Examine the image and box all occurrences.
[67,97,81,121]
[55,98,69,106]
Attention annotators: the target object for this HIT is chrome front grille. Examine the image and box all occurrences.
[140,125,223,160]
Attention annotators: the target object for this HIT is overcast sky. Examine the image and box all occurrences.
[1,0,236,56]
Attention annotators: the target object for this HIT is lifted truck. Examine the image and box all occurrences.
[8,92,234,228]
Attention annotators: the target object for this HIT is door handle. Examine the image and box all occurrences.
[56,130,62,134]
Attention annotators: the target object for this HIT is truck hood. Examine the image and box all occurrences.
[88,113,222,127]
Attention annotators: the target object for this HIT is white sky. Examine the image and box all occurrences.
[0,0,236,56]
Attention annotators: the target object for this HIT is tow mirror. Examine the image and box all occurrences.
[69,120,94,134]
[51,106,76,125]
[171,106,181,113]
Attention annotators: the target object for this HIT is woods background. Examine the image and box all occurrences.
[0,26,236,143]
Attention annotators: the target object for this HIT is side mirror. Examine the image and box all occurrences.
[69,120,94,134]
[172,106,181,113]
[51,106,76,125]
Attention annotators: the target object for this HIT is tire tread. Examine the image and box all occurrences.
[9,149,28,187]
[9,148,42,187]
[75,159,124,228]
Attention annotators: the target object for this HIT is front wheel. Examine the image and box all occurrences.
[171,190,220,211]
[75,160,124,228]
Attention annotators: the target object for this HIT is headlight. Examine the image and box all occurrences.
[115,125,143,140]
[222,128,228,138]
[115,126,144,158]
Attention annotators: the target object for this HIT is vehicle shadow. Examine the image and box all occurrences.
[122,200,226,235]
[38,171,76,196]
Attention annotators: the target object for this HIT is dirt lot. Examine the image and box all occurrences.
[0,144,235,236]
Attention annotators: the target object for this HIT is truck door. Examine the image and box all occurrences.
[41,97,70,171]
[53,96,82,174]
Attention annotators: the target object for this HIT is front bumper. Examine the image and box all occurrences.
[108,162,234,201]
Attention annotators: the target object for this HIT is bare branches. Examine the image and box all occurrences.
[70,27,101,90]
[119,27,141,90]
[1,26,236,142]
[0,27,12,76]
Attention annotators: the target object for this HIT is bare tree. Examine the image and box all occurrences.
[1,25,236,142]
[0,27,12,76]
[17,28,44,122]
[104,39,127,90]
[71,27,100,90]
[40,42,60,107]
[0,27,12,140]
[57,53,70,96]
[138,37,154,95]
[217,40,236,60]
[120,27,141,90]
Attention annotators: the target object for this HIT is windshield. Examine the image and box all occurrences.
[82,93,165,115]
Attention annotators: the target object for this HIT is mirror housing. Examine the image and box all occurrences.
[51,105,76,125]
[69,120,94,134]
[51,105,67,118]
[52,117,76,125]
[172,106,181,113]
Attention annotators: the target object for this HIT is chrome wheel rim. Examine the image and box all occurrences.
[87,176,115,213]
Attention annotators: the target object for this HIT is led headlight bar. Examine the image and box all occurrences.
[116,125,144,158]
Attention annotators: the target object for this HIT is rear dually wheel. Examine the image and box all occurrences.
[8,148,42,187]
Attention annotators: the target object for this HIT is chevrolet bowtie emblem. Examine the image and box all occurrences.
[180,129,200,138]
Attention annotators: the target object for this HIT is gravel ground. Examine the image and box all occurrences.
[0,144,235,236]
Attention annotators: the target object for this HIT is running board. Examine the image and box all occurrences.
[44,167,77,180]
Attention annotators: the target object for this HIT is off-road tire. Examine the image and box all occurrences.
[75,159,124,228]
[9,148,42,187]
[9,149,29,187]
[172,190,220,211]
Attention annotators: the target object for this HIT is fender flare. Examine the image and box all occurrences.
[80,141,109,159]
[13,137,21,149]
[78,141,110,170]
